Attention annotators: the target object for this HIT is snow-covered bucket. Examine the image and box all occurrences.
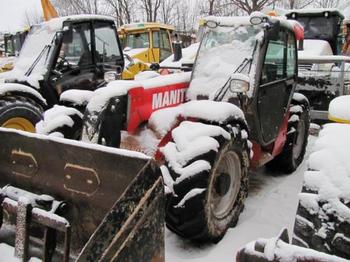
[328,95,350,123]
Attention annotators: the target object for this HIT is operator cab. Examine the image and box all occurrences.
[189,14,301,145]
[286,9,344,55]
[2,15,124,107]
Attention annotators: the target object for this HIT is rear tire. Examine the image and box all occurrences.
[164,122,249,242]
[0,96,42,132]
[266,101,310,174]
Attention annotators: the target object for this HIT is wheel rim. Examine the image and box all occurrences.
[293,116,305,160]
[210,150,242,220]
[2,117,36,132]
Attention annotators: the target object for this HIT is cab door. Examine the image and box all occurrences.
[152,30,160,62]
[257,29,297,144]
[159,29,173,62]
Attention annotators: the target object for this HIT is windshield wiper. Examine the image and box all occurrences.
[214,40,259,101]
[25,44,51,77]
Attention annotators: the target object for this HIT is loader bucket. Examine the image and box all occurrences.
[0,128,164,261]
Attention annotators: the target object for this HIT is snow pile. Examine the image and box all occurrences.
[240,236,347,262]
[160,42,200,68]
[149,100,245,136]
[328,95,350,122]
[300,123,350,223]
[59,89,94,106]
[36,105,82,135]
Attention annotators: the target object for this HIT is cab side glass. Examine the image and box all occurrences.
[57,22,92,70]
[159,29,172,62]
[94,22,122,64]
[287,32,296,78]
[261,31,286,84]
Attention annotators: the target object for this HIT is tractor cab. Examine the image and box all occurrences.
[4,30,29,57]
[189,14,302,145]
[1,15,124,107]
[285,9,344,55]
[119,22,174,64]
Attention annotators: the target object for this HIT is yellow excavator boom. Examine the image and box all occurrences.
[41,0,58,21]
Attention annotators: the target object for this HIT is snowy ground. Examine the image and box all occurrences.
[165,135,317,262]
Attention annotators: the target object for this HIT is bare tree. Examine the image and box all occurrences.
[53,0,109,16]
[278,0,314,9]
[312,0,339,8]
[104,0,135,26]
[160,0,175,24]
[140,0,161,22]
[231,0,278,14]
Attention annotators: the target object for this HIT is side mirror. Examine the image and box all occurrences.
[229,73,250,93]
[172,42,182,62]
[63,27,73,44]
[55,31,63,46]
[124,46,132,52]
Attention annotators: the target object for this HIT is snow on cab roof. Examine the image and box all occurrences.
[285,8,344,18]
[204,12,302,32]
[38,14,115,31]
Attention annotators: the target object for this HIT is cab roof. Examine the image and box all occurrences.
[285,8,344,19]
[39,14,116,31]
[118,22,175,33]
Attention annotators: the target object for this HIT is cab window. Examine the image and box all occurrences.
[127,32,150,48]
[57,22,92,68]
[153,31,160,48]
[287,32,296,78]
[159,29,172,62]
[261,31,286,84]
[94,22,121,64]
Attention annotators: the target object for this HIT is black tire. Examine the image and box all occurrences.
[292,183,350,259]
[266,101,310,174]
[0,95,42,132]
[37,106,83,140]
[53,112,83,140]
[164,122,249,243]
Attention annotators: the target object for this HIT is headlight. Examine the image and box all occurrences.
[229,79,249,93]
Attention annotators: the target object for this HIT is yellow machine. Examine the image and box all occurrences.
[119,22,174,79]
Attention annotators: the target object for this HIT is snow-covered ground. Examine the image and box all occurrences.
[166,135,317,261]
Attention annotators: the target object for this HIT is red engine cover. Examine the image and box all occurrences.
[127,82,189,132]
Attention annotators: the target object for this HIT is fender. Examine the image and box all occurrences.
[0,83,47,108]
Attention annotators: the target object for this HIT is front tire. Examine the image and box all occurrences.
[163,121,249,242]
[36,105,83,139]
[0,96,42,132]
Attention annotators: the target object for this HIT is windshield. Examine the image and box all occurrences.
[297,16,336,39]
[14,23,57,78]
[188,25,261,100]
[126,32,150,48]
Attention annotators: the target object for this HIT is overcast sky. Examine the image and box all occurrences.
[0,0,42,32]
